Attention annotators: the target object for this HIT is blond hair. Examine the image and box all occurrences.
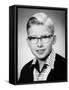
[26,12,54,35]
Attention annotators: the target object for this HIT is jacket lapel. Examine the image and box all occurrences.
[47,69,54,81]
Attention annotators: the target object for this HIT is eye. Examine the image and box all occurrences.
[42,36,48,38]
[48,35,53,38]
[28,36,36,40]
[42,35,53,38]
[32,37,37,39]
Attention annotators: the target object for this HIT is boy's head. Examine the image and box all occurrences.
[26,12,56,60]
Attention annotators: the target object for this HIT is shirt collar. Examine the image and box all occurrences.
[32,49,56,69]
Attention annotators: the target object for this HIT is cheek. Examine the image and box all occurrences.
[28,43,36,51]
[44,41,53,49]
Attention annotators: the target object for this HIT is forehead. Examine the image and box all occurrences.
[28,25,52,36]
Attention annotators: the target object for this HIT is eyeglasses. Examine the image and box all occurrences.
[28,34,53,44]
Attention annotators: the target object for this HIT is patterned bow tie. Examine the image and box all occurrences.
[33,60,48,73]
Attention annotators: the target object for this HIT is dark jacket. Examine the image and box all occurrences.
[18,54,67,84]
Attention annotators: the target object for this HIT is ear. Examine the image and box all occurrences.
[26,38,29,44]
[52,35,56,45]
[26,38,30,46]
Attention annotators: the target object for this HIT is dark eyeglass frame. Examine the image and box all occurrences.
[28,34,53,41]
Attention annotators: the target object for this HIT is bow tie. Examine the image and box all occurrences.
[32,60,48,73]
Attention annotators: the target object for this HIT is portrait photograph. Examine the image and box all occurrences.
[9,5,67,85]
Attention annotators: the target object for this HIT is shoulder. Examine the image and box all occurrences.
[56,54,65,60]
[53,54,67,81]
[21,60,33,73]
[18,60,33,83]
[55,53,67,71]
[55,54,66,64]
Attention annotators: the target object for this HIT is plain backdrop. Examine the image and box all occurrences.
[0,0,69,90]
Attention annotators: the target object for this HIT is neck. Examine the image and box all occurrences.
[37,59,45,71]
[37,50,52,71]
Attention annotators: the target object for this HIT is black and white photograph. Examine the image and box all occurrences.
[9,5,67,85]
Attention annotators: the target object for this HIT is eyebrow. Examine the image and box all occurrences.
[28,34,53,39]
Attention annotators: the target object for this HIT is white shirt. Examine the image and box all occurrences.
[32,50,56,81]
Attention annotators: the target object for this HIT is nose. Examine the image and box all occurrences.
[37,39,43,48]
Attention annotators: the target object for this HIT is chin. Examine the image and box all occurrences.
[33,50,51,60]
[35,54,48,61]
[34,52,51,61]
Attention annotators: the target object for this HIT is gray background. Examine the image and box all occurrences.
[18,8,65,80]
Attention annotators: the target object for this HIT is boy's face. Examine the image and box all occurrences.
[27,25,56,60]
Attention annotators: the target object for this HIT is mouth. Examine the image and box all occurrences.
[36,49,45,54]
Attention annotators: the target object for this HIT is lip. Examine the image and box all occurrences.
[36,49,45,54]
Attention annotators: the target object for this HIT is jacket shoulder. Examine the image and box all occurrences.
[55,54,66,63]
[54,54,67,81]
[21,60,33,72]
[55,54,66,69]
[18,60,33,83]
